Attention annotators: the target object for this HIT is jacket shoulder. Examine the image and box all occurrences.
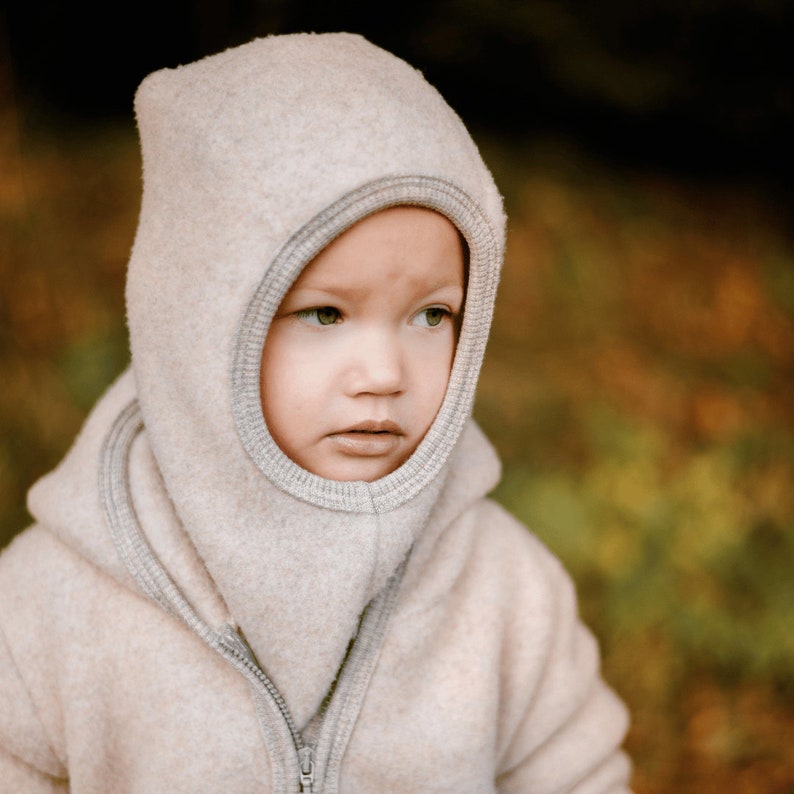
[464,496,576,595]
[0,527,69,780]
[0,523,100,609]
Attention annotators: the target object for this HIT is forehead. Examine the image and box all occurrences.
[290,206,464,292]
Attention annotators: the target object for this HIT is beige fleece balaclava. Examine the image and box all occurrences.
[124,33,505,727]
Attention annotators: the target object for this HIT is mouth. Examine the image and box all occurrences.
[338,420,403,435]
[327,420,404,457]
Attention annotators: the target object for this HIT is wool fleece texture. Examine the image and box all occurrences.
[0,33,633,793]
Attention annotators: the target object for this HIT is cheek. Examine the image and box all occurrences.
[409,330,457,418]
[260,331,327,439]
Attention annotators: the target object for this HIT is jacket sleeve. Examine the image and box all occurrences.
[0,622,68,792]
[492,513,633,793]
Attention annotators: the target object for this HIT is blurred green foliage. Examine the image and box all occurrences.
[0,121,135,539]
[2,120,793,791]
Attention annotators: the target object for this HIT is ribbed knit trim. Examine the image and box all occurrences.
[99,400,220,643]
[232,175,501,514]
[312,557,408,793]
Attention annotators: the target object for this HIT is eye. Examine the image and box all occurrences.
[413,306,450,328]
[295,307,341,326]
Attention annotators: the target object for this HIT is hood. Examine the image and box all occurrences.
[29,33,505,728]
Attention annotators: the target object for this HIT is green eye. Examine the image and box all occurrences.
[426,308,444,326]
[316,307,340,325]
[416,307,447,327]
[296,307,341,325]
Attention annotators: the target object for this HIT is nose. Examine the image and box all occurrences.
[344,328,404,396]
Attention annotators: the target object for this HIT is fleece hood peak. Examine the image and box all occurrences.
[31,32,505,729]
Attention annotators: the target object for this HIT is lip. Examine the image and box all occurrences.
[338,419,403,434]
[327,420,404,457]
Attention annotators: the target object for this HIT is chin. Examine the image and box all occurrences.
[318,458,399,483]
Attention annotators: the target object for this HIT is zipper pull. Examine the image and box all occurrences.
[298,746,315,792]
[217,623,257,665]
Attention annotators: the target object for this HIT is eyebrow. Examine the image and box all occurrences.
[289,279,463,300]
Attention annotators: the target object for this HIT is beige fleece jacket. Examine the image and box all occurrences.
[0,34,632,792]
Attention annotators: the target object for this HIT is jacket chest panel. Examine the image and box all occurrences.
[53,585,275,791]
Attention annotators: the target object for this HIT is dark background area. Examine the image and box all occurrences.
[3,0,794,192]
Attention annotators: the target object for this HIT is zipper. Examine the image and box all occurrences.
[221,638,315,792]
[102,401,403,794]
[298,746,315,792]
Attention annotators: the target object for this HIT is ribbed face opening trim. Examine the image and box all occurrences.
[232,175,501,514]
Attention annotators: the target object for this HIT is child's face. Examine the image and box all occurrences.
[260,207,465,482]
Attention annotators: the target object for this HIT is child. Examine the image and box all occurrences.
[0,34,632,792]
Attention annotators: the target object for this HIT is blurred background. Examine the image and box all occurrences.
[2,2,793,791]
